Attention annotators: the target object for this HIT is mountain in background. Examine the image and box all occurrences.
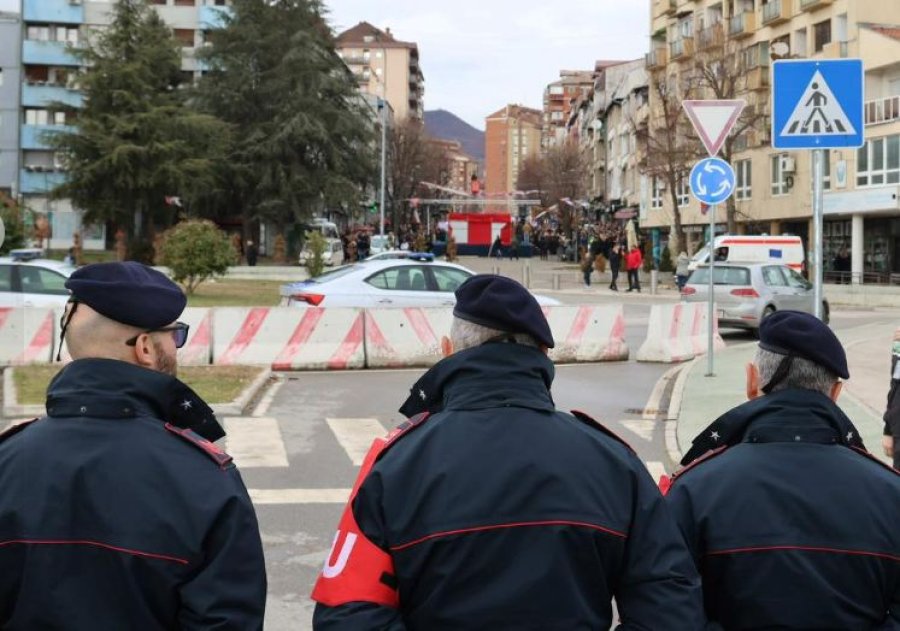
[424,109,484,163]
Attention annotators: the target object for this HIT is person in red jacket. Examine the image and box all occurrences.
[626,244,643,292]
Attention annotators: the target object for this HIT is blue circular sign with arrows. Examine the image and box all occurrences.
[690,157,736,205]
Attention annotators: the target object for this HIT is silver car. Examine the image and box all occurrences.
[681,263,829,332]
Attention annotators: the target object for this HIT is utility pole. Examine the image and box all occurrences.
[379,98,387,238]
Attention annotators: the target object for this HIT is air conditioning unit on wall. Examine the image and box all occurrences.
[780,156,796,173]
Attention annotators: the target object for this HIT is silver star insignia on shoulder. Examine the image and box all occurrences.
[181,400,193,410]
[419,389,426,401]
[846,431,854,441]
[711,431,720,442]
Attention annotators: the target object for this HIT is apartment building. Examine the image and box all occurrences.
[335,22,424,123]
[0,11,20,200]
[15,0,232,249]
[484,104,542,206]
[644,0,900,282]
[542,69,595,151]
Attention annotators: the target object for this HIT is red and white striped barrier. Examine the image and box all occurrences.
[545,305,629,363]
[178,308,213,366]
[213,307,365,370]
[636,303,724,363]
[0,308,55,366]
[364,308,453,368]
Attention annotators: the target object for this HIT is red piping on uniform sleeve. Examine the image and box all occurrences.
[390,519,627,552]
[0,539,190,565]
[707,544,900,564]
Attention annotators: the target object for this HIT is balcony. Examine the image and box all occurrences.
[23,0,83,25]
[822,40,849,58]
[799,0,832,10]
[199,5,232,29]
[697,23,724,51]
[670,37,695,60]
[23,41,80,67]
[22,83,83,108]
[21,124,74,150]
[646,47,668,70]
[342,55,369,66]
[761,0,792,26]
[865,96,900,127]
[353,71,369,85]
[747,66,770,91]
[663,0,677,15]
[20,168,67,195]
[729,11,756,39]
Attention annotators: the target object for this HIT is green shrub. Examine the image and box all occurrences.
[0,205,26,255]
[304,230,327,279]
[158,220,236,294]
[659,246,674,272]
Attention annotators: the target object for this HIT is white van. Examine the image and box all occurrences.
[688,235,805,272]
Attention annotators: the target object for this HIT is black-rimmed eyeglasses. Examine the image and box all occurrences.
[125,322,190,349]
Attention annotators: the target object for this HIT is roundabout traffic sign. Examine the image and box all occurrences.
[690,157,735,206]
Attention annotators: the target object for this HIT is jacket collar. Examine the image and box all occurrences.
[45,358,225,441]
[399,342,556,418]
[681,388,864,466]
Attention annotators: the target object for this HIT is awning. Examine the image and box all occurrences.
[614,208,637,219]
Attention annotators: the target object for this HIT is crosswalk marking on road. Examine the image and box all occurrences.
[250,488,351,505]
[644,461,667,483]
[325,417,388,465]
[223,417,290,468]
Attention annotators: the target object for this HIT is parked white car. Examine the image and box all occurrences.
[280,260,560,308]
[0,257,75,308]
[298,240,343,267]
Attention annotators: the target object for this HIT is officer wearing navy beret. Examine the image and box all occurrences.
[0,261,266,629]
[313,275,709,629]
[666,311,900,628]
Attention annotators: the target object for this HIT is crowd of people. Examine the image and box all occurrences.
[0,261,897,628]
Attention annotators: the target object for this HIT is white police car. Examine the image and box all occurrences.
[0,251,74,308]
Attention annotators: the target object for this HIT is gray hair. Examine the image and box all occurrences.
[754,347,839,396]
[449,317,538,352]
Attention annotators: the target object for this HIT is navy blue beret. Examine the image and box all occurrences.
[65,261,186,329]
[759,310,849,379]
[453,274,554,348]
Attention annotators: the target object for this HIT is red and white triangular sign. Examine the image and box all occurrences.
[682,100,746,157]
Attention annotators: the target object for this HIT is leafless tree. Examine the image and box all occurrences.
[515,140,589,234]
[387,117,452,228]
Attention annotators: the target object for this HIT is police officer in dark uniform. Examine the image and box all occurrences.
[665,311,900,628]
[882,329,900,469]
[0,262,266,629]
[311,275,707,629]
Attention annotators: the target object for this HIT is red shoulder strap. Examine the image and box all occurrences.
[0,418,39,444]
[164,423,233,469]
[570,410,636,454]
[311,412,430,609]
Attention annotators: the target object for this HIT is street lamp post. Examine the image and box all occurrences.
[378,98,387,238]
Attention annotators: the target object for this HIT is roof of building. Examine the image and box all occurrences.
[485,104,543,123]
[336,21,418,50]
[862,23,900,41]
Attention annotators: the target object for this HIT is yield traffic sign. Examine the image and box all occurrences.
[772,59,864,149]
[682,100,746,157]
[690,157,736,206]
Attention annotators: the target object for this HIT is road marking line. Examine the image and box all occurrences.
[643,365,683,420]
[252,377,284,417]
[223,417,289,468]
[250,488,351,505]
[326,418,387,466]
[644,461,667,482]
[620,420,656,442]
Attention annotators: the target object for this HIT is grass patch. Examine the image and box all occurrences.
[186,279,286,307]
[11,365,265,406]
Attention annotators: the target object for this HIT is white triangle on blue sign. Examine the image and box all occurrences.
[780,70,857,137]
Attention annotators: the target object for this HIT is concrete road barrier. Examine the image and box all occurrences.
[364,308,452,369]
[0,308,55,366]
[213,307,365,370]
[636,302,724,363]
[178,308,214,366]
[545,305,629,363]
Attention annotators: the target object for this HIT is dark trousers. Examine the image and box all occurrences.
[628,268,640,291]
[609,267,619,290]
[583,269,591,286]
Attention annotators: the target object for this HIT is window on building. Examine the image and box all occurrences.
[650,179,664,210]
[835,13,848,43]
[54,111,66,125]
[25,109,49,125]
[678,16,694,38]
[174,0,195,6]
[794,28,808,57]
[857,135,900,186]
[677,177,689,207]
[735,159,752,200]
[173,29,195,47]
[150,0,167,4]
[813,19,831,53]
[27,26,50,41]
[771,154,791,196]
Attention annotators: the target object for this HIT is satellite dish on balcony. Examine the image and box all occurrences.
[770,42,790,58]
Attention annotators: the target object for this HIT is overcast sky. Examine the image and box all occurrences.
[0,0,651,130]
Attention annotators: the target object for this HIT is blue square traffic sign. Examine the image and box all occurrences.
[772,59,864,149]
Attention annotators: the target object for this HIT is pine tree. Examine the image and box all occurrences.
[47,0,229,259]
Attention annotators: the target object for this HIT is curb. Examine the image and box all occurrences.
[2,366,274,421]
[664,358,698,466]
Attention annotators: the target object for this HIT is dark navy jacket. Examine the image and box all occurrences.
[314,343,707,630]
[0,359,266,630]
[667,388,900,629]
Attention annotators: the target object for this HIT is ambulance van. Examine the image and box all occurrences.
[688,235,805,272]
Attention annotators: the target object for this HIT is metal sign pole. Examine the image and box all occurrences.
[707,203,716,377]
[379,100,387,238]
[812,149,824,320]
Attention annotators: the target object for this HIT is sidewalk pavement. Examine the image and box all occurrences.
[675,321,896,467]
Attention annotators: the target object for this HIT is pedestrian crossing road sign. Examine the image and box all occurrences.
[773,59,864,149]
